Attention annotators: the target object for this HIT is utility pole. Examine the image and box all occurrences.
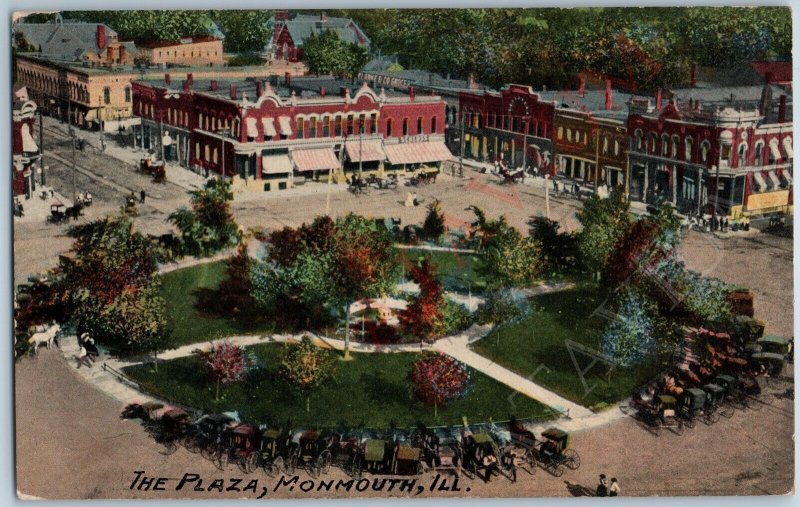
[711,164,720,229]
[38,105,45,186]
[522,116,528,171]
[358,122,363,178]
[159,114,165,162]
[545,174,551,220]
[71,130,77,201]
[459,115,465,176]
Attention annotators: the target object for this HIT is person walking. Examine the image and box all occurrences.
[140,189,146,204]
[609,478,621,497]
[596,474,609,497]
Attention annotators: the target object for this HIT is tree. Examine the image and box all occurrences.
[399,259,445,342]
[216,242,254,314]
[302,30,369,81]
[207,10,271,53]
[422,199,446,242]
[65,10,212,41]
[61,216,169,357]
[206,341,252,401]
[575,187,631,280]
[528,215,579,276]
[409,352,471,418]
[168,179,239,257]
[599,289,657,367]
[279,335,337,412]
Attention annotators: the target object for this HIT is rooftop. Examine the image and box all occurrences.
[134,35,222,49]
[13,20,119,62]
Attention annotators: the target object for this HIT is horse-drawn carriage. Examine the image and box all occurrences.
[412,426,462,476]
[217,423,262,473]
[498,166,525,184]
[291,430,333,478]
[140,157,166,183]
[361,437,396,474]
[151,407,193,455]
[183,413,239,462]
[529,428,580,477]
[259,428,296,477]
[677,388,711,428]
[461,431,505,482]
[407,171,438,187]
[702,383,734,420]
[46,203,67,224]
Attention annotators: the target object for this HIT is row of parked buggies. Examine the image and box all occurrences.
[122,405,581,481]
[624,334,790,436]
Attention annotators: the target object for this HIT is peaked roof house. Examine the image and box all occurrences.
[266,11,370,62]
[13,16,135,67]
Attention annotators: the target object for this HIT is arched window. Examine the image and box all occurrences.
[671,135,679,158]
[212,147,218,164]
[754,141,764,165]
[783,136,793,160]
[737,143,748,167]
[431,116,437,134]
[661,134,669,156]
[614,138,620,156]
[204,144,210,162]
[309,116,317,138]
[768,139,779,165]
[195,142,200,160]
[701,140,711,162]
[635,129,643,150]
[602,136,609,154]
[566,128,572,142]
[558,127,564,140]
[685,137,693,161]
[649,133,658,154]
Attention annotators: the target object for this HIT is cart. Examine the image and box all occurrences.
[217,424,261,473]
[532,428,580,476]
[291,430,332,478]
[462,432,505,482]
[260,428,296,477]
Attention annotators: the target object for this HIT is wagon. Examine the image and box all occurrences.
[751,352,786,376]
[184,413,238,458]
[678,388,708,428]
[154,407,192,455]
[461,432,505,482]
[362,438,394,474]
[260,428,296,477]
[216,424,261,473]
[702,383,733,420]
[291,430,332,478]
[532,428,580,476]
[756,335,789,356]
[393,443,424,476]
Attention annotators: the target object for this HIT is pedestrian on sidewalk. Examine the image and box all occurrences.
[76,344,92,368]
[596,474,608,497]
[609,478,620,496]
[140,189,146,204]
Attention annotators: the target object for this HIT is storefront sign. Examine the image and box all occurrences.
[746,190,789,210]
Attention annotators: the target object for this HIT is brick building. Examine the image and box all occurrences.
[131,75,449,191]
[267,11,370,62]
[626,84,793,218]
[134,36,225,67]
[12,99,42,198]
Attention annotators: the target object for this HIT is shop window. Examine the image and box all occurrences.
[386,118,393,137]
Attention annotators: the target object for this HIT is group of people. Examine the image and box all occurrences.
[76,332,99,368]
[597,474,621,497]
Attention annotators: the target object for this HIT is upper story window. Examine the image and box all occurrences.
[737,143,748,167]
[754,142,764,165]
[557,127,564,140]
[701,140,711,162]
[371,113,378,134]
[103,87,111,104]
[386,118,393,137]
[635,129,643,150]
[671,135,679,158]
[402,118,409,136]
[649,132,658,154]
[323,116,330,137]
[685,137,693,161]
[431,116,437,134]
[297,118,304,139]
[417,116,423,135]
[309,116,317,138]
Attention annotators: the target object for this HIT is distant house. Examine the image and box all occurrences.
[134,36,225,67]
[266,11,370,62]
[13,15,135,67]
[750,61,792,89]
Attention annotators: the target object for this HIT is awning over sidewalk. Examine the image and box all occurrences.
[245,117,258,139]
[768,170,781,190]
[345,140,385,162]
[262,154,293,174]
[262,117,277,137]
[291,148,341,171]
[752,171,767,191]
[383,141,452,165]
[278,116,292,136]
[21,124,38,153]
[783,137,793,159]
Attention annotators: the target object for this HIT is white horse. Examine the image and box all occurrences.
[27,322,61,354]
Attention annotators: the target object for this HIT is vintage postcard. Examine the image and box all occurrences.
[11,6,794,500]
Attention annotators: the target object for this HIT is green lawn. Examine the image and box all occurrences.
[123,343,554,428]
[158,261,275,346]
[395,248,486,293]
[471,284,661,409]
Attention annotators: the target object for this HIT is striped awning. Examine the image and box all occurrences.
[345,140,385,162]
[291,148,341,171]
[383,141,452,165]
[279,116,292,136]
[769,141,782,161]
[245,117,259,139]
[21,124,38,153]
[262,154,292,175]
[768,171,781,189]
[262,117,277,137]
[753,171,767,191]
[781,170,793,186]
[783,137,793,159]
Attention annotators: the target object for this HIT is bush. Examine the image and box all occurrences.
[422,199,446,243]
[435,299,474,336]
[476,289,528,326]
[226,53,264,67]
[599,289,657,367]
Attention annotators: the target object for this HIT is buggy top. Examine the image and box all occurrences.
[757,336,789,354]
[472,433,494,445]
[365,440,389,462]
[683,388,706,409]
[541,428,570,451]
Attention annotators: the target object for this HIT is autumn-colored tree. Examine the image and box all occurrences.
[409,353,471,418]
[399,259,445,342]
[602,219,662,287]
[206,341,252,400]
[280,336,337,412]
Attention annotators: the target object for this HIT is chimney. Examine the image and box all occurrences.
[119,44,126,63]
[759,83,772,116]
[409,86,415,101]
[165,73,171,85]
[182,80,189,92]
[256,80,263,97]
[320,86,326,97]
[96,25,106,50]
[187,73,193,86]
[210,80,218,91]
[604,79,612,110]
[578,74,585,97]
[230,85,237,100]
[779,94,787,123]
[655,88,662,110]
[284,72,291,86]
[690,63,697,87]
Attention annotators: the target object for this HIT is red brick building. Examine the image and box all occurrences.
[132,75,448,191]
[627,84,793,218]
[269,11,370,63]
[12,99,41,198]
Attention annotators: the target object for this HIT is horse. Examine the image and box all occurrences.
[27,322,61,354]
[65,202,84,221]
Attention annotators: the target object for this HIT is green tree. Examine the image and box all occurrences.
[207,10,271,53]
[469,207,540,288]
[301,29,369,80]
[65,10,212,41]
[279,335,337,412]
[168,179,239,257]
[422,199,446,243]
[576,188,631,280]
[599,289,657,367]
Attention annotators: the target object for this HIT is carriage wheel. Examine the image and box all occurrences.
[524,449,537,474]
[244,452,259,474]
[310,457,322,479]
[562,449,581,470]
[201,445,215,461]
[266,456,284,477]
[720,406,735,419]
[683,417,696,430]
[162,440,178,456]
[319,450,332,475]
[214,448,229,471]
[672,421,685,436]
[552,464,565,477]
[705,411,720,425]
[745,395,763,411]
[351,455,362,479]
[287,454,298,475]
[183,433,203,454]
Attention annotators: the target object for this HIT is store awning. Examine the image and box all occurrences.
[768,171,781,190]
[345,140,385,162]
[245,117,258,139]
[781,170,793,186]
[21,124,38,153]
[84,109,98,122]
[769,141,782,161]
[262,117,277,137]
[783,138,793,159]
[291,148,341,171]
[278,116,292,136]
[752,171,767,191]
[261,154,293,175]
[383,141,452,165]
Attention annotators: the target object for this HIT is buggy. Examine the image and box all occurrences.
[324,431,363,478]
[259,428,296,477]
[153,407,193,455]
[751,352,785,376]
[393,442,424,476]
[217,423,262,473]
[361,438,395,474]
[531,428,580,477]
[291,430,332,478]
[756,336,789,356]
[678,388,709,428]
[505,420,539,476]
[702,383,734,420]
[47,203,66,224]
[412,426,461,476]
[461,431,505,482]
[184,413,239,460]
